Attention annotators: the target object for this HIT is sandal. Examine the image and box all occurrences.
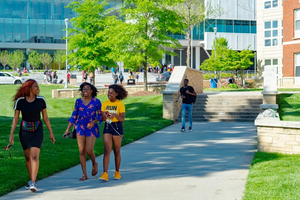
[79,175,88,181]
[92,162,98,176]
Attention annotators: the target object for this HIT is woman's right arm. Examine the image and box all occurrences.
[66,99,79,133]
[9,110,20,144]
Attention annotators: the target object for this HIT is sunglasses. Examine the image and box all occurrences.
[4,144,13,158]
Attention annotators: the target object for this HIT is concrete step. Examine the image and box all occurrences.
[192,108,262,112]
[190,111,261,115]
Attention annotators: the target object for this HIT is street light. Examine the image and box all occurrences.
[65,18,69,89]
[178,49,184,66]
[213,27,217,78]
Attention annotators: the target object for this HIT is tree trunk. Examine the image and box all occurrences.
[143,59,148,91]
[92,71,95,86]
[187,29,191,68]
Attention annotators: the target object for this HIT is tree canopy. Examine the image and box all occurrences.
[105,0,183,90]
[27,50,41,71]
[67,0,116,85]
[168,0,221,68]
[54,50,65,70]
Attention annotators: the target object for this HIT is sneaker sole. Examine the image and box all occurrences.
[30,187,37,192]
[98,178,108,182]
[114,177,121,180]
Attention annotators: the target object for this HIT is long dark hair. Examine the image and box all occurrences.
[109,84,128,100]
[79,82,98,97]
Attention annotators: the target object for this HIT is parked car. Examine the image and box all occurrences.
[156,72,171,81]
[0,72,24,84]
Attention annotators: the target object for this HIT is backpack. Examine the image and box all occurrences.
[192,95,197,104]
[119,74,124,81]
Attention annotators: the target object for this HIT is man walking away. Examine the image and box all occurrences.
[179,79,197,132]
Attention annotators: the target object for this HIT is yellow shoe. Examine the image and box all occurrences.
[114,171,121,180]
[98,172,108,182]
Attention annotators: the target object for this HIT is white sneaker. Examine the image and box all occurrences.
[25,180,32,190]
[30,182,37,192]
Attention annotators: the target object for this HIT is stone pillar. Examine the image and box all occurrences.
[262,65,278,104]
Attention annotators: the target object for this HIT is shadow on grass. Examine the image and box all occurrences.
[1,121,257,199]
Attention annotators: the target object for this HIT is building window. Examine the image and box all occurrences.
[295,9,300,38]
[265,0,278,9]
[264,20,280,47]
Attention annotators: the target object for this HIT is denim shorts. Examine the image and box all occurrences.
[103,122,124,136]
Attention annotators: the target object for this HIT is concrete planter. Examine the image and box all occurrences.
[255,114,300,154]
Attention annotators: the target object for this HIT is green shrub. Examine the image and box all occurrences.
[227,83,238,89]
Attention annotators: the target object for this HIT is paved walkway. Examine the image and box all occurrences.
[2,122,257,200]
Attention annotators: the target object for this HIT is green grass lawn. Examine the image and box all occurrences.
[243,152,300,200]
[243,93,300,199]
[277,93,300,121]
[0,85,173,197]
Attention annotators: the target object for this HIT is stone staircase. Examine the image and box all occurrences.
[178,92,263,122]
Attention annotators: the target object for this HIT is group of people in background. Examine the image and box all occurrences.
[42,68,58,84]
[9,80,128,192]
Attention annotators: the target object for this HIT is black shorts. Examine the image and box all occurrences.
[103,122,124,136]
[19,120,44,150]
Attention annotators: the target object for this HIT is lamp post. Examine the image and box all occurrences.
[191,25,194,69]
[65,18,69,89]
[178,49,184,66]
[213,27,217,78]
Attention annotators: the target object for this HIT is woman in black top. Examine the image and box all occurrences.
[9,79,55,192]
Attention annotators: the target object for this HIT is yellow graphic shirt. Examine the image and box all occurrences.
[101,99,125,123]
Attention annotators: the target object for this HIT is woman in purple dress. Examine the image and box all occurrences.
[64,82,102,181]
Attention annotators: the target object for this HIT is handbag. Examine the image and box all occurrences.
[68,126,77,139]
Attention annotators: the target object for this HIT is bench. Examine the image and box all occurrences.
[127,79,135,85]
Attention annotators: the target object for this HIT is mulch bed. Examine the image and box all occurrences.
[129,91,161,97]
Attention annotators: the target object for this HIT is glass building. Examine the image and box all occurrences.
[0,0,256,69]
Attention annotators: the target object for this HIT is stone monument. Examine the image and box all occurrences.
[162,66,203,122]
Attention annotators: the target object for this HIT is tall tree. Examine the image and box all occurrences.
[67,0,116,85]
[200,37,229,88]
[168,0,221,68]
[40,53,53,70]
[0,51,9,71]
[7,50,25,71]
[105,0,183,91]
[28,50,41,71]
[54,50,65,70]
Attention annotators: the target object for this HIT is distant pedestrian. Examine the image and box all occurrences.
[179,79,197,132]
[9,79,55,192]
[42,69,49,84]
[113,72,119,84]
[89,72,94,84]
[49,69,52,83]
[83,71,88,82]
[119,72,124,84]
[67,71,70,83]
[98,84,128,182]
[136,72,139,83]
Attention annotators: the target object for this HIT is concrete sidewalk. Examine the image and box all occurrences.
[2,122,257,200]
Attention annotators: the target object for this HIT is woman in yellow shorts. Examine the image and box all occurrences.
[98,84,128,182]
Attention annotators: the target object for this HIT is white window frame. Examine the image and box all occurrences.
[264,20,280,47]
[264,0,279,9]
[295,9,300,38]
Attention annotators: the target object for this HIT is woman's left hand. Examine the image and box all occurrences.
[87,122,95,129]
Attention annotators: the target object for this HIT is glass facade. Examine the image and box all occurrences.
[170,19,256,40]
[0,0,78,44]
[0,0,125,44]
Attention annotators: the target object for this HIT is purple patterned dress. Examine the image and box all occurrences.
[68,98,102,137]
